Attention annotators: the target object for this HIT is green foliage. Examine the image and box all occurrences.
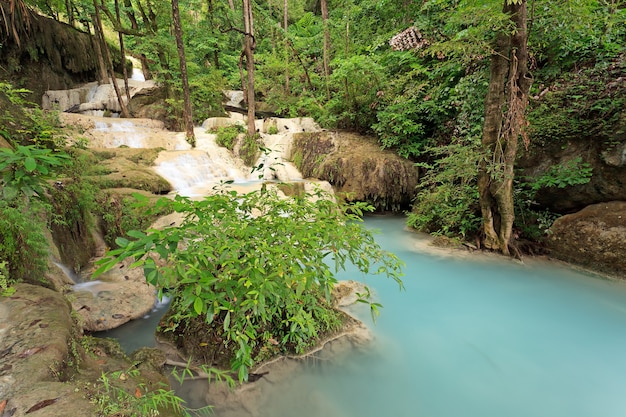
[0,145,70,200]
[238,133,262,166]
[528,57,626,146]
[92,368,210,417]
[94,192,174,249]
[514,157,593,239]
[530,0,626,72]
[327,54,385,131]
[0,199,49,283]
[407,142,481,238]
[213,125,244,151]
[189,71,227,123]
[94,187,403,382]
[0,260,15,296]
[530,157,593,192]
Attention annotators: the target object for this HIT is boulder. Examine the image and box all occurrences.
[70,258,157,332]
[0,284,96,417]
[547,201,626,276]
[291,131,419,211]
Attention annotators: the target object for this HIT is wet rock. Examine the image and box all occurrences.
[547,201,626,276]
[70,258,156,332]
[0,284,96,417]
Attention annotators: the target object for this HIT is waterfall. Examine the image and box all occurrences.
[154,150,247,196]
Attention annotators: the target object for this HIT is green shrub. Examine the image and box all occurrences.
[407,142,481,238]
[213,125,244,151]
[94,192,174,248]
[238,133,261,166]
[95,187,404,382]
[0,199,49,284]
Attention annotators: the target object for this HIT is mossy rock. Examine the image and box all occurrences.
[85,148,172,194]
[291,131,419,212]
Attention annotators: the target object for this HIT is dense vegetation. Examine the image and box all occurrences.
[0,0,624,391]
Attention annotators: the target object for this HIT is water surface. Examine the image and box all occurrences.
[255,215,626,417]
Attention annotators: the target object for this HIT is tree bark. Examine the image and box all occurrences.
[114,0,131,104]
[321,0,330,99]
[478,0,532,255]
[242,0,256,136]
[88,17,109,85]
[93,0,130,118]
[171,0,196,146]
[284,0,289,95]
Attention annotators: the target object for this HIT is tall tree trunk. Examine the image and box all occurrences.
[242,0,256,136]
[114,0,131,103]
[89,17,109,85]
[478,0,532,255]
[171,0,196,146]
[65,0,74,26]
[321,0,330,99]
[122,0,150,79]
[93,0,130,117]
[284,0,289,95]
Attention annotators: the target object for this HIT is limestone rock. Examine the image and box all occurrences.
[70,258,156,332]
[547,201,626,276]
[291,131,419,211]
[0,284,96,417]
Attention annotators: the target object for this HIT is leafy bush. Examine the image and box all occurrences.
[92,368,210,417]
[0,145,70,200]
[213,125,244,151]
[94,192,174,248]
[407,142,481,238]
[0,199,49,284]
[238,133,261,166]
[95,187,404,382]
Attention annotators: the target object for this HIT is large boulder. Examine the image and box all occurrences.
[290,131,419,211]
[0,4,99,101]
[517,56,626,213]
[547,201,626,276]
[71,257,157,332]
[0,284,95,417]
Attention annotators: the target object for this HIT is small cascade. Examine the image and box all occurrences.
[224,90,245,107]
[71,280,110,296]
[154,150,247,197]
[89,119,191,150]
[131,68,145,82]
[53,261,83,283]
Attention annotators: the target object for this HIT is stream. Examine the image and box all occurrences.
[83,114,626,417]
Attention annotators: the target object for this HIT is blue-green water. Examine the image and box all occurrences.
[255,215,626,417]
[106,215,626,416]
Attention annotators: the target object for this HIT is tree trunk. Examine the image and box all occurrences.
[321,0,330,99]
[478,0,532,255]
[171,0,196,146]
[284,0,289,95]
[93,0,130,118]
[89,17,109,85]
[242,0,256,136]
[114,0,131,103]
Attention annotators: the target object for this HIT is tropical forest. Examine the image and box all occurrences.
[0,0,625,416]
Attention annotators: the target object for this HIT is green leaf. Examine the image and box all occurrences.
[23,157,36,172]
[223,311,231,331]
[193,296,204,315]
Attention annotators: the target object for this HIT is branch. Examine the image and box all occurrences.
[97,1,145,36]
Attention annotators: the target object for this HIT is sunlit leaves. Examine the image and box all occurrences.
[94,186,404,381]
